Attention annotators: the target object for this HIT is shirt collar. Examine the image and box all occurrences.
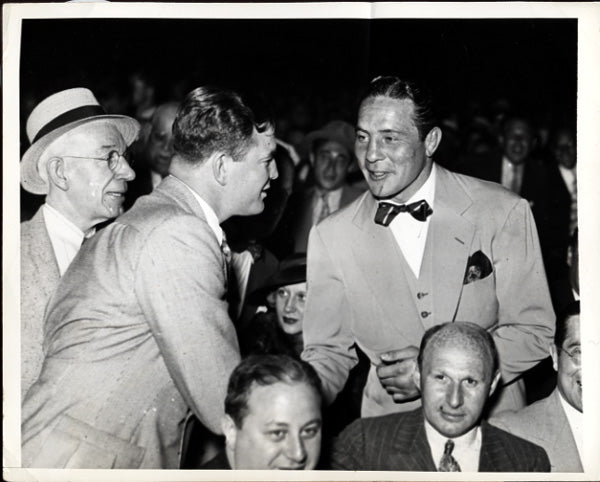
[43,203,92,242]
[558,388,582,423]
[424,418,480,452]
[176,177,223,245]
[389,162,436,208]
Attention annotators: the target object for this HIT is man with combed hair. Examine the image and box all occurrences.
[301,76,554,417]
[199,354,323,469]
[20,87,139,398]
[491,302,583,472]
[331,322,550,472]
[21,86,278,468]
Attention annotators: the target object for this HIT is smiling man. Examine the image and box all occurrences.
[21,86,278,468]
[301,76,554,419]
[201,354,322,469]
[491,302,584,471]
[20,87,139,398]
[331,322,550,472]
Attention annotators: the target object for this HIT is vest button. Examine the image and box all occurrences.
[421,311,431,318]
[417,292,428,299]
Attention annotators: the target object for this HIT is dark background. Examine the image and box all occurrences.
[20,18,576,125]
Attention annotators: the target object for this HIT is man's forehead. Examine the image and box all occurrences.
[564,314,581,344]
[358,96,417,127]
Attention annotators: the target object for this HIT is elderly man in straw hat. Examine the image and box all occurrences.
[20,87,139,399]
[21,85,278,469]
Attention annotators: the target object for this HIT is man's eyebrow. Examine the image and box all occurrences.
[301,418,322,428]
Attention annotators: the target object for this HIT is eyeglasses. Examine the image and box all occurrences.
[61,150,131,172]
[559,345,581,365]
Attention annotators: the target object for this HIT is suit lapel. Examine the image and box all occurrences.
[391,410,437,471]
[350,194,421,346]
[429,166,476,322]
[543,390,583,471]
[28,208,60,289]
[479,421,510,471]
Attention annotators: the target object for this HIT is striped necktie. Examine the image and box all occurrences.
[438,439,461,472]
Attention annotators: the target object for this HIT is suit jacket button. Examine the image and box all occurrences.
[417,292,428,299]
[421,311,430,318]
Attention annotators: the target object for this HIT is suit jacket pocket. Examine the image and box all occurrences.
[455,273,498,328]
[35,414,146,468]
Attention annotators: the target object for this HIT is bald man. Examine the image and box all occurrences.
[331,322,550,472]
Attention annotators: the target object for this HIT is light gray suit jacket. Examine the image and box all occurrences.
[302,164,555,416]
[490,389,583,472]
[20,207,60,399]
[22,176,241,469]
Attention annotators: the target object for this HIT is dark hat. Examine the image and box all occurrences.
[247,253,307,304]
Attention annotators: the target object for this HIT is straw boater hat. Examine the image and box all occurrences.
[21,87,140,195]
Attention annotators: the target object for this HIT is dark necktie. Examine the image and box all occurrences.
[438,439,461,472]
[374,199,433,226]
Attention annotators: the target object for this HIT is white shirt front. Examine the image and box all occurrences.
[313,187,343,225]
[43,203,94,276]
[558,390,584,469]
[558,165,577,198]
[388,164,436,278]
[425,419,482,472]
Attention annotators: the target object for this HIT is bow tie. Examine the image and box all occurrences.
[374,199,433,226]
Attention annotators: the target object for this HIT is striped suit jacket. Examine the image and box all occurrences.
[331,408,550,471]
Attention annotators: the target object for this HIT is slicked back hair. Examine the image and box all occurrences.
[358,76,437,141]
[172,85,271,164]
[417,322,499,380]
[225,354,322,428]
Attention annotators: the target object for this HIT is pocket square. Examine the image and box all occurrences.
[463,250,493,285]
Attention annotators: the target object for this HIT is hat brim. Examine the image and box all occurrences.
[246,264,307,305]
[21,115,140,195]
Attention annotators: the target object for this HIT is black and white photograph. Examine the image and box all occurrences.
[3,2,600,480]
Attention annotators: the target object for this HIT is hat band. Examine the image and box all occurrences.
[33,104,107,143]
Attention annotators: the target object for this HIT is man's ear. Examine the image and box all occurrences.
[221,414,237,448]
[488,371,502,397]
[412,364,422,391]
[424,127,442,158]
[549,343,559,372]
[46,157,69,191]
[212,152,231,186]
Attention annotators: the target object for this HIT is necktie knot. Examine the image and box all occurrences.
[444,439,455,456]
[221,233,232,265]
[374,199,433,226]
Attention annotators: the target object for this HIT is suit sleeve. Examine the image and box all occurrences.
[492,198,555,383]
[134,215,240,434]
[301,224,358,405]
[330,419,366,470]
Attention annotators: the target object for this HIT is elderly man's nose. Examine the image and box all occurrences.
[116,157,136,181]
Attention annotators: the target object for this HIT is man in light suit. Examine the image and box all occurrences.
[20,87,139,398]
[21,86,278,468]
[331,322,550,471]
[301,76,554,418]
[491,302,583,472]
[271,120,364,258]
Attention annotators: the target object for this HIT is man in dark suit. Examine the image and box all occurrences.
[331,322,550,472]
[22,86,278,468]
[301,77,554,418]
[272,120,363,257]
[491,302,583,472]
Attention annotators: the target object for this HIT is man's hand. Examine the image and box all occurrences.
[376,346,420,403]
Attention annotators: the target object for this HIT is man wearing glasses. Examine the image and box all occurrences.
[491,301,583,472]
[20,87,139,399]
[21,86,278,468]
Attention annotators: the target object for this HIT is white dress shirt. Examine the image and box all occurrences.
[501,156,525,194]
[558,390,584,470]
[313,187,343,225]
[388,164,436,278]
[43,203,94,276]
[425,419,482,472]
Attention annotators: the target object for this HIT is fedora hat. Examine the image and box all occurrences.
[21,87,140,195]
[304,120,356,164]
[247,253,307,305]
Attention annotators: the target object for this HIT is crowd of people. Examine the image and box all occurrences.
[19,74,581,472]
